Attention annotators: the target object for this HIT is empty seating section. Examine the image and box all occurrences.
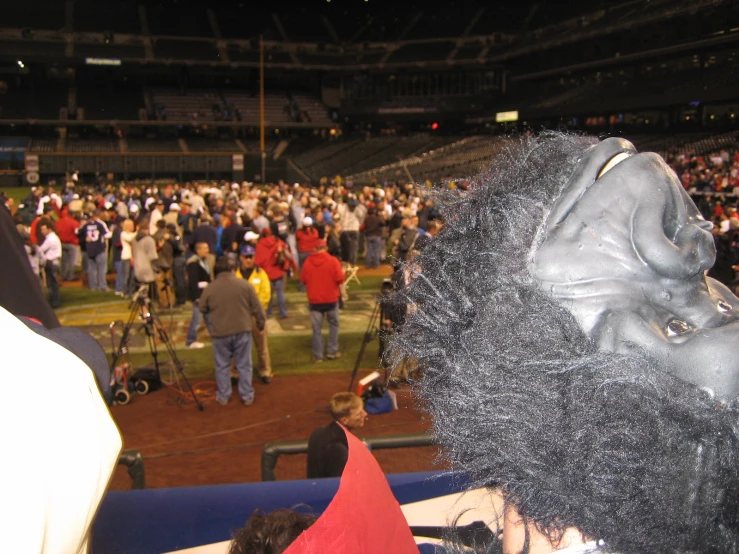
[291,139,362,173]
[292,136,461,180]
[241,141,279,153]
[127,140,183,152]
[347,136,504,183]
[77,83,143,120]
[66,140,120,152]
[223,93,332,127]
[150,90,331,126]
[1,41,66,59]
[388,43,452,63]
[75,43,147,60]
[154,40,219,61]
[151,89,223,123]
[671,131,739,156]
[187,139,241,152]
[0,87,67,120]
[27,139,58,153]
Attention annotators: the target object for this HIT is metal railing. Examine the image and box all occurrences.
[118,449,146,489]
[261,432,434,481]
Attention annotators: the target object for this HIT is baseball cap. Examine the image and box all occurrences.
[240,244,256,256]
[302,216,313,226]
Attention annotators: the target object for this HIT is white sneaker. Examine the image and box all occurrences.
[188,341,205,349]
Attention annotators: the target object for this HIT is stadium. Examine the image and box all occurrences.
[2,0,739,553]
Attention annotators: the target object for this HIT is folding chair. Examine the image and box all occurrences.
[343,263,361,287]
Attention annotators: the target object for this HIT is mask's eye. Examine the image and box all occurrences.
[717,300,732,313]
[597,151,633,179]
[666,318,692,337]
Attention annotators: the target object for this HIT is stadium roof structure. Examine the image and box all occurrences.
[0,0,735,71]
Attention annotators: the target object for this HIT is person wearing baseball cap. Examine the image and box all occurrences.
[296,216,320,292]
[236,244,273,383]
[300,239,345,362]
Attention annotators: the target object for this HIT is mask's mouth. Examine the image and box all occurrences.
[597,151,633,179]
[545,138,638,230]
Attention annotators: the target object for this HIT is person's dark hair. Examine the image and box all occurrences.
[229,508,317,554]
[214,255,236,276]
[39,220,56,234]
[390,132,739,553]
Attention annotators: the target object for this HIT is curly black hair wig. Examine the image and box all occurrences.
[390,132,739,554]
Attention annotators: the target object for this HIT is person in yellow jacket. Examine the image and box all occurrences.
[236,244,273,383]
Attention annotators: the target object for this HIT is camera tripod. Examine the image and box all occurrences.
[347,290,396,392]
[111,284,204,410]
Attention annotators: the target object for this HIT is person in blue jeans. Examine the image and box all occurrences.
[300,240,345,362]
[199,256,266,406]
[79,211,112,291]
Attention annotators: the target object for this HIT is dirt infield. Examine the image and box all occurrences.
[108,371,443,491]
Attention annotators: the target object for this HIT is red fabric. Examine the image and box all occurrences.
[29,217,40,245]
[56,214,80,245]
[300,251,344,305]
[284,426,419,554]
[254,235,293,280]
[296,227,321,253]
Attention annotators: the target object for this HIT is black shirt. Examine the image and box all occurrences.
[0,206,60,328]
[306,421,348,479]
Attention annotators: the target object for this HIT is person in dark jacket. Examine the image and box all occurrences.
[306,392,367,479]
[190,215,218,273]
[362,208,385,269]
[79,210,112,291]
[185,242,212,349]
[220,213,245,257]
[168,223,188,306]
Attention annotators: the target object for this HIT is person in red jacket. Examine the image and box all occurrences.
[254,228,294,319]
[295,216,321,292]
[55,206,80,281]
[300,240,345,362]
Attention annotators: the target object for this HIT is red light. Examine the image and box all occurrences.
[431,122,439,130]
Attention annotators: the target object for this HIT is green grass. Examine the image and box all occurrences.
[4,186,31,205]
[284,273,389,295]
[121,331,381,379]
[59,287,129,307]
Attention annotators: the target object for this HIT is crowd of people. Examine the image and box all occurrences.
[3,175,443,406]
[7,133,739,554]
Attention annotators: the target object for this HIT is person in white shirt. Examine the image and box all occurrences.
[120,219,137,296]
[149,200,164,235]
[39,222,62,308]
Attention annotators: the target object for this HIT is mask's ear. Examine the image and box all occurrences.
[2,307,122,554]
